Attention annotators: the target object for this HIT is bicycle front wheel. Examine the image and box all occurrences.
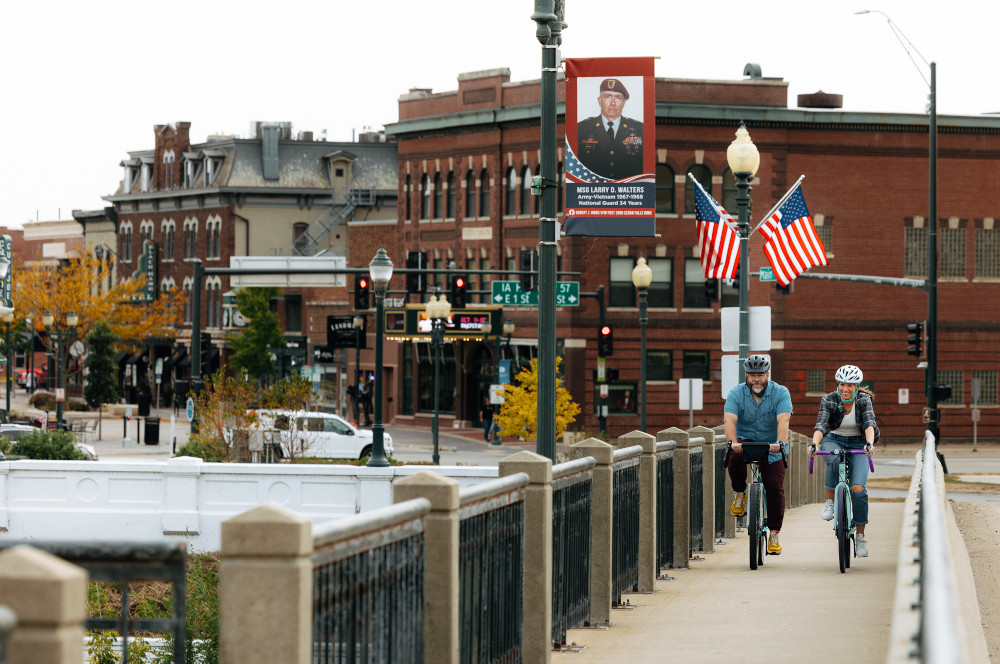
[748,484,762,570]
[836,485,849,573]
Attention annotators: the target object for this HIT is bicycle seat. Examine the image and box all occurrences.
[739,441,771,463]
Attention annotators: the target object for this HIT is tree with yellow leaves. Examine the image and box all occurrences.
[13,251,185,382]
[493,356,580,442]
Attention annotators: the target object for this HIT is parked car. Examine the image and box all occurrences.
[15,363,48,388]
[0,423,98,460]
[245,410,393,460]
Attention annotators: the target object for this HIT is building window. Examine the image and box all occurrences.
[685,165,712,214]
[938,370,963,405]
[420,174,430,220]
[446,172,456,219]
[183,279,193,324]
[434,173,443,220]
[683,258,710,309]
[465,170,476,219]
[647,258,673,307]
[904,227,928,278]
[975,227,1000,278]
[597,383,637,415]
[655,164,675,214]
[683,351,710,380]
[504,167,517,216]
[120,223,133,262]
[293,222,308,254]
[972,370,998,405]
[609,257,636,307]
[807,370,826,394]
[184,218,199,259]
[285,294,302,333]
[405,175,412,220]
[162,150,176,189]
[206,218,222,259]
[647,350,672,381]
[479,169,490,218]
[162,221,175,260]
[520,166,531,215]
[815,224,832,254]
[940,227,966,279]
[140,220,153,246]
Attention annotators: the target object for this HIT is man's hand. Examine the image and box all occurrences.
[730,440,743,454]
[769,443,781,453]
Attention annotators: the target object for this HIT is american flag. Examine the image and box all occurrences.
[692,177,739,279]
[760,185,827,286]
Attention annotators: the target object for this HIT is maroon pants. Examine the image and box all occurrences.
[727,447,786,532]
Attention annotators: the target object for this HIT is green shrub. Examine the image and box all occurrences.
[28,391,56,411]
[11,429,84,460]
[67,397,90,412]
[176,436,228,463]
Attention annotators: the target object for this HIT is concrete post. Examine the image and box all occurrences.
[793,432,806,506]
[617,430,657,591]
[783,432,795,508]
[0,545,87,664]
[657,428,690,567]
[688,426,716,552]
[394,471,461,664]
[499,451,553,663]
[570,438,614,626]
[220,504,313,664]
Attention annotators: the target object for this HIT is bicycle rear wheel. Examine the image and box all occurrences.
[836,485,849,573]
[748,483,762,570]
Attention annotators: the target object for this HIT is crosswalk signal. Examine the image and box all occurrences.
[703,278,719,301]
[598,325,613,357]
[519,249,538,292]
[907,322,923,357]
[354,276,370,310]
[450,275,468,308]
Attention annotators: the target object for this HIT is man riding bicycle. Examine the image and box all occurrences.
[724,355,792,554]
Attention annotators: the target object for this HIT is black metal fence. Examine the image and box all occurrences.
[611,448,641,606]
[689,447,704,554]
[656,444,675,571]
[551,458,594,648]
[715,441,727,540]
[458,476,526,664]
[311,499,429,663]
[0,540,187,664]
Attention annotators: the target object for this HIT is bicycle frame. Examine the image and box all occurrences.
[730,441,782,571]
[810,447,874,573]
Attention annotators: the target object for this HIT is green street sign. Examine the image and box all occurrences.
[491,281,580,306]
[759,267,776,282]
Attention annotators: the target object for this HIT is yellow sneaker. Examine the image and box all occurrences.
[768,531,782,555]
[731,491,747,516]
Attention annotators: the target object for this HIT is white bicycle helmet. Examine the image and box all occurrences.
[835,364,863,384]
[744,355,770,373]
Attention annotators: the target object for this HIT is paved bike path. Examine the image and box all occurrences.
[554,501,903,664]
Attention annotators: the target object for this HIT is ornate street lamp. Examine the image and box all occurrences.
[366,248,393,468]
[425,293,451,464]
[726,124,760,383]
[353,314,364,427]
[43,310,78,430]
[631,256,653,431]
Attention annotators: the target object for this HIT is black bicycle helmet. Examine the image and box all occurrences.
[744,354,770,373]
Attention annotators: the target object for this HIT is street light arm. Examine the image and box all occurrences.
[856,10,931,87]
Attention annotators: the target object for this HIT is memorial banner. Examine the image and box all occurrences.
[565,57,656,236]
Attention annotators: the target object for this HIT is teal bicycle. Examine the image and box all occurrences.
[810,446,874,573]
[729,441,785,571]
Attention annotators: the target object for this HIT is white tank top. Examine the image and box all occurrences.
[831,404,861,437]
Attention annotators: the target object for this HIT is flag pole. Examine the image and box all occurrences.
[751,174,805,235]
[688,173,737,231]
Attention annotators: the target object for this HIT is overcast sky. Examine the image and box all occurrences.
[1,0,995,229]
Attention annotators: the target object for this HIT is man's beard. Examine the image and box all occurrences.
[749,381,767,395]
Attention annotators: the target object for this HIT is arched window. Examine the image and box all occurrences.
[504,167,517,216]
[722,168,738,215]
[420,174,430,219]
[465,170,476,219]
[520,166,531,215]
[479,169,490,218]
[685,165,712,214]
[655,164,675,214]
[446,172,456,219]
[433,173,443,219]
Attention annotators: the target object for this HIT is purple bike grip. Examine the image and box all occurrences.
[812,449,875,472]
[809,455,814,474]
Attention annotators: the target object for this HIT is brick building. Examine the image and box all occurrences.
[99,121,397,407]
[382,66,1000,442]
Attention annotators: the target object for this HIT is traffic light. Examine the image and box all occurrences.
[406,251,427,295]
[932,383,953,403]
[354,276,370,310]
[450,275,468,308]
[598,325,613,357]
[519,249,538,292]
[607,368,620,382]
[703,278,718,301]
[907,322,923,357]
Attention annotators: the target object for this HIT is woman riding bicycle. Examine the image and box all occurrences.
[810,364,878,557]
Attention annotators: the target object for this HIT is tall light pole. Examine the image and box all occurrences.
[425,294,451,465]
[43,310,78,431]
[2,312,13,419]
[631,257,652,431]
[531,0,565,462]
[726,125,761,383]
[366,248,393,468]
[353,314,364,427]
[857,9,940,440]
[482,319,501,446]
[501,318,515,444]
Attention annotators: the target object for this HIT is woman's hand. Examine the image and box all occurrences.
[866,442,875,456]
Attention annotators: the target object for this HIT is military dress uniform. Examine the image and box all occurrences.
[576,116,644,180]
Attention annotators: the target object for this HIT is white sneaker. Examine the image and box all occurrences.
[856,534,869,557]
[820,499,834,521]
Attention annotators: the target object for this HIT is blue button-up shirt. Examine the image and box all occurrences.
[725,380,793,463]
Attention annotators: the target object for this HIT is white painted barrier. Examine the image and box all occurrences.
[0,457,499,552]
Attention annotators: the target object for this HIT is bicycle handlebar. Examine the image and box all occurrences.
[809,447,875,474]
